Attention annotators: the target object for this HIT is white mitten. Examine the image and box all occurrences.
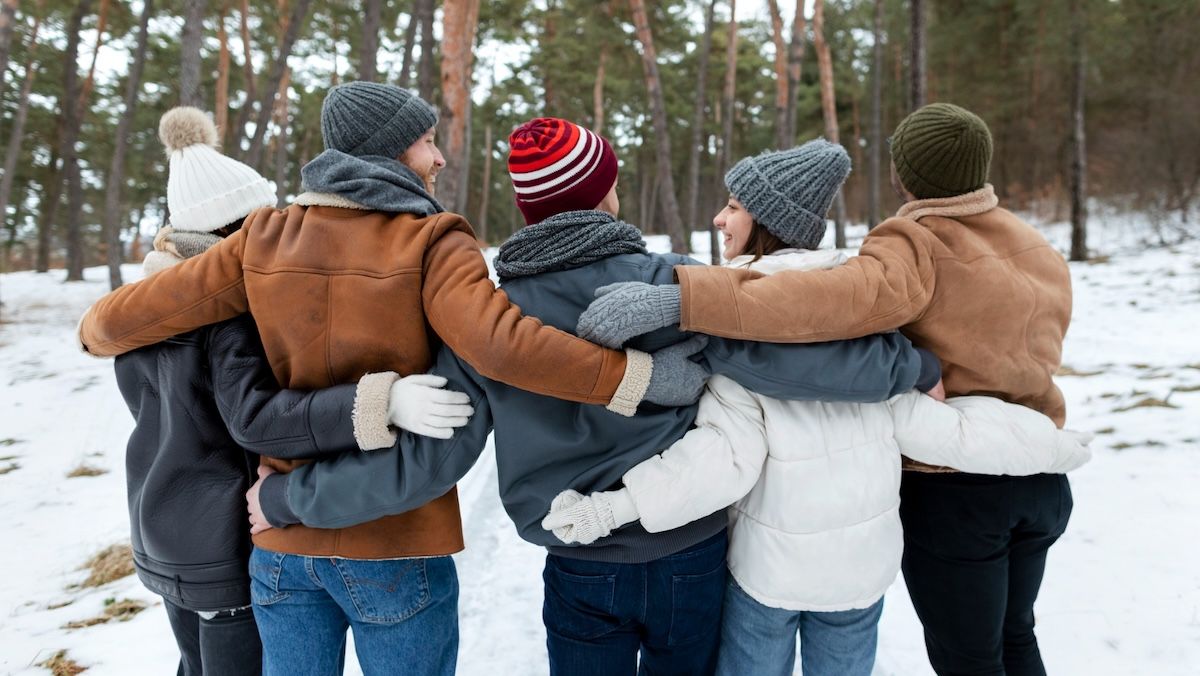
[387,374,474,440]
[541,488,639,545]
[1050,429,1094,473]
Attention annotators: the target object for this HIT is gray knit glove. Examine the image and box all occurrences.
[643,335,710,407]
[577,282,682,348]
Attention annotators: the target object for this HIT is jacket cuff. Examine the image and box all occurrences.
[75,308,106,359]
[914,348,942,393]
[259,473,300,527]
[352,371,401,450]
[606,349,653,417]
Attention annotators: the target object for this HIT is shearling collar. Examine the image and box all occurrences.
[896,184,998,222]
[294,191,372,210]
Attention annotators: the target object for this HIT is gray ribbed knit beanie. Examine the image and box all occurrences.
[891,102,992,199]
[724,139,852,250]
[320,81,438,159]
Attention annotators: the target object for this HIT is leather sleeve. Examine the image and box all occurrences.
[78,228,251,357]
[207,315,361,459]
[420,226,627,406]
[676,218,938,342]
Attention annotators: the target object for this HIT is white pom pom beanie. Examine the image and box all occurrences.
[159,107,276,232]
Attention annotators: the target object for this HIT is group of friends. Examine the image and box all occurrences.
[77,81,1090,676]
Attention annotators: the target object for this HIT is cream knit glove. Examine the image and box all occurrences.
[541,488,640,545]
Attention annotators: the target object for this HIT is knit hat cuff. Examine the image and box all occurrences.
[351,96,438,159]
[170,178,276,232]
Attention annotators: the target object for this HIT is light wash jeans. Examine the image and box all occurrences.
[248,547,458,676]
[715,577,883,676]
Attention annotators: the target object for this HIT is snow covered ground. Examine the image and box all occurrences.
[1,218,1197,675]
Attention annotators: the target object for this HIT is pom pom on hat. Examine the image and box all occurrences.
[159,106,219,154]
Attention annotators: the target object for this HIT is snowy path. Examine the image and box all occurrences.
[1,229,1197,675]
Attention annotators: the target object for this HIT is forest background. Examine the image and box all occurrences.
[0,0,1197,290]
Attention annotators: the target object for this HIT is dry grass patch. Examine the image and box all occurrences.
[1057,365,1104,377]
[76,543,134,589]
[62,598,148,630]
[0,461,19,476]
[66,463,107,478]
[1112,397,1178,413]
[1094,427,1116,435]
[37,650,87,675]
[1171,384,1200,393]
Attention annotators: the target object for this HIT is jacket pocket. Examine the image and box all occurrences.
[331,557,434,624]
[248,549,290,606]
[542,556,620,641]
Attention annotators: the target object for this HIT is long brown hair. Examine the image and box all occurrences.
[738,221,789,265]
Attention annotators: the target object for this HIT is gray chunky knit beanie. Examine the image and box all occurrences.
[724,139,852,250]
[321,81,438,159]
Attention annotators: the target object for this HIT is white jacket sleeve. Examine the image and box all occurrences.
[891,392,1092,475]
[621,374,769,533]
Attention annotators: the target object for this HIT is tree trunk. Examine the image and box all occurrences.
[543,0,558,112]
[272,69,291,205]
[101,0,152,289]
[629,0,688,253]
[868,0,883,227]
[215,4,230,146]
[228,0,256,153]
[813,0,846,247]
[766,0,788,148]
[477,123,492,243]
[784,0,806,144]
[0,12,39,229]
[1068,0,1087,262]
[685,0,715,238]
[415,0,435,102]
[61,0,92,281]
[593,48,608,135]
[397,3,417,87]
[360,0,380,81]
[0,0,18,95]
[909,0,926,112]
[180,0,207,107]
[245,0,311,170]
[716,0,737,263]
[436,0,481,215]
[35,146,59,272]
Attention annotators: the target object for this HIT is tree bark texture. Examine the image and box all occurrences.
[868,0,883,227]
[244,0,311,170]
[785,0,806,144]
[629,0,688,254]
[1069,0,1088,261]
[215,4,230,146]
[438,0,481,215]
[398,4,417,87]
[272,69,291,205]
[180,0,207,107]
[716,0,737,263]
[360,0,380,81]
[0,0,18,95]
[910,0,926,112]
[0,12,40,232]
[477,123,492,243]
[593,47,607,135]
[60,0,92,280]
[766,0,788,148]
[415,0,435,102]
[685,0,716,234]
[102,0,153,289]
[813,0,846,247]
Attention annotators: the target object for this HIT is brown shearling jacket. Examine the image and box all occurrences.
[78,195,650,558]
[675,185,1072,470]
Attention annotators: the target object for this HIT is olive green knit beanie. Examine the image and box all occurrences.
[891,103,993,199]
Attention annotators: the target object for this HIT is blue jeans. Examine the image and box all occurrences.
[715,578,883,676]
[542,531,728,676]
[248,547,458,676]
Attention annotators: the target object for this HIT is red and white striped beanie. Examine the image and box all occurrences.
[508,118,619,225]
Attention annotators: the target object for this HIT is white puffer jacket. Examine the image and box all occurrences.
[619,250,1091,612]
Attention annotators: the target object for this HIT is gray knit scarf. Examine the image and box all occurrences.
[300,149,444,216]
[494,210,648,280]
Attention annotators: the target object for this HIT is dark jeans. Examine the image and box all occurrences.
[899,472,1073,676]
[543,531,728,676]
[163,600,262,676]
